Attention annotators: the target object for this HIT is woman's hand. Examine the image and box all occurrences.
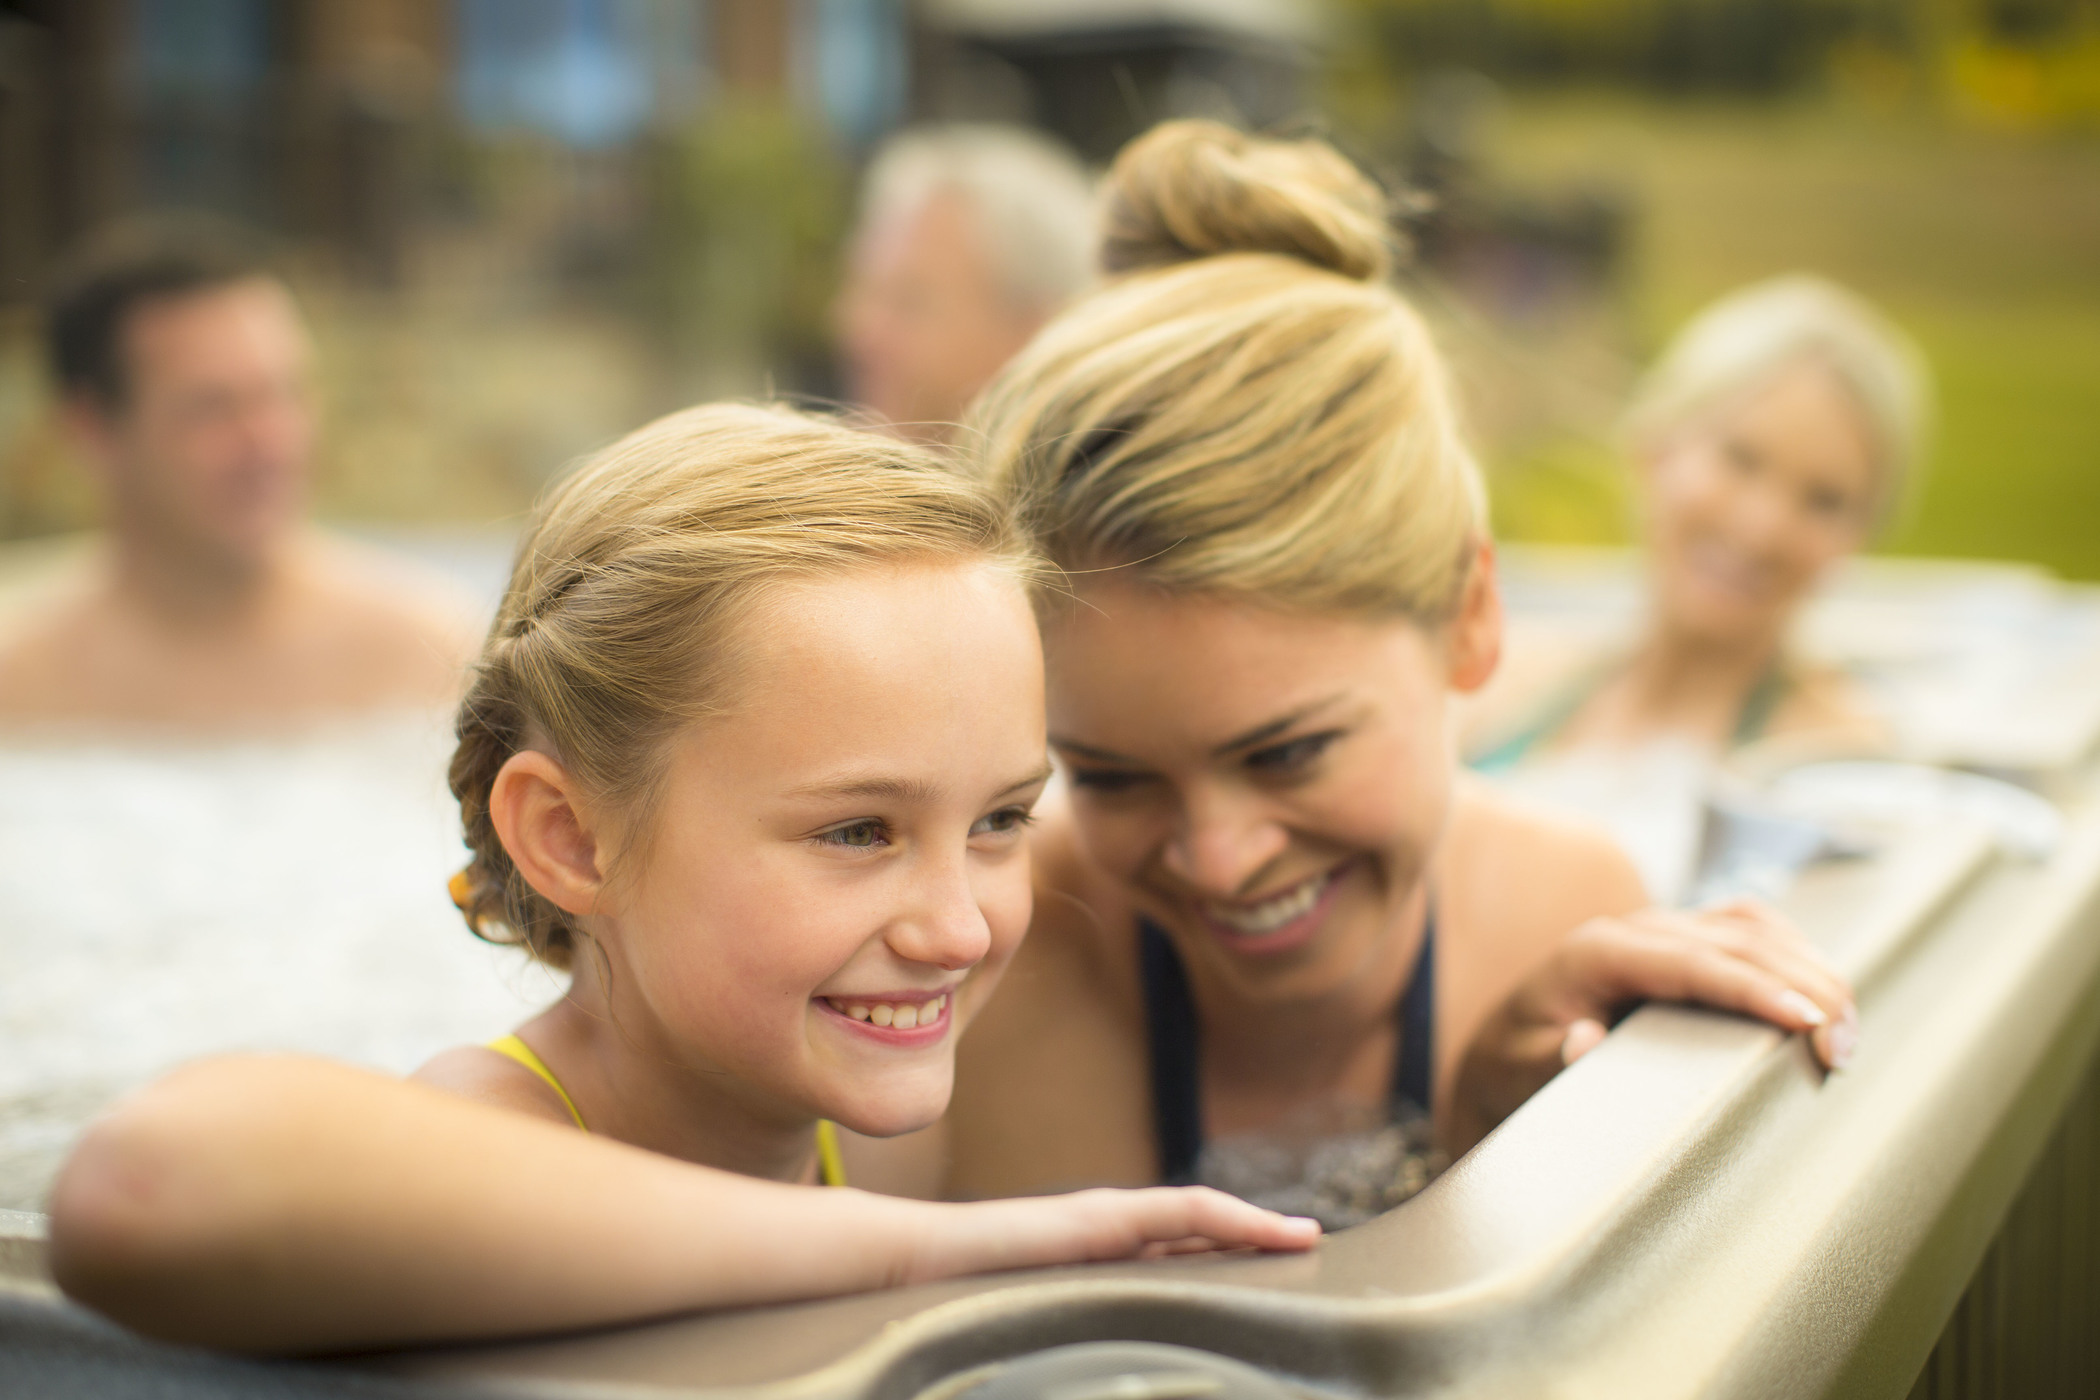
[1449,899,1857,1152]
[905,1187,1320,1285]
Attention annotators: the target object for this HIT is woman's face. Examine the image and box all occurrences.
[1643,356,1881,646]
[1043,578,1489,1007]
[597,562,1049,1139]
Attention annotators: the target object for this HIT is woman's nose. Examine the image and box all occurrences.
[885,854,993,970]
[1160,792,1290,896]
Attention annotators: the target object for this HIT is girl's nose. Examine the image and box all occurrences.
[886,855,993,970]
[1160,791,1290,897]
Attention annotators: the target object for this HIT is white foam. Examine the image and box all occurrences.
[0,711,558,1210]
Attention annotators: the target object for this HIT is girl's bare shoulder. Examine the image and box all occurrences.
[1440,778,1649,963]
[413,1042,581,1130]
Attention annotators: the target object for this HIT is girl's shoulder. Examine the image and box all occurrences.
[1438,778,1650,967]
[414,1038,584,1131]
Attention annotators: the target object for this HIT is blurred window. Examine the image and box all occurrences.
[455,0,685,149]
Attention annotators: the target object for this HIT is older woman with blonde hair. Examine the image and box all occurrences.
[1476,276,1930,772]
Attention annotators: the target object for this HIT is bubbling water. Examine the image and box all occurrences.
[0,712,555,1211]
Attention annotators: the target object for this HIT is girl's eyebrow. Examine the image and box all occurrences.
[787,765,1053,804]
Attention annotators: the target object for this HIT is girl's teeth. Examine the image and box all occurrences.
[829,993,947,1028]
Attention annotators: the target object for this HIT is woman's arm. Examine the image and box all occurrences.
[48,1055,1316,1355]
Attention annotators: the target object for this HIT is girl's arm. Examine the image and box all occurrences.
[49,1055,1317,1355]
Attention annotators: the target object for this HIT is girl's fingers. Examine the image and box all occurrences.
[1141,1187,1319,1254]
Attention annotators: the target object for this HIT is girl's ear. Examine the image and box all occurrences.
[488,750,604,916]
[1445,538,1503,695]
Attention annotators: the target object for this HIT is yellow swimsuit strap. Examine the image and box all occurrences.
[483,1034,848,1187]
[485,1034,587,1132]
[815,1117,848,1189]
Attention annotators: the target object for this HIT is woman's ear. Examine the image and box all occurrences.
[487,750,604,916]
[1445,538,1503,695]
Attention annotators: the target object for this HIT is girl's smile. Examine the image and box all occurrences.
[815,989,956,1044]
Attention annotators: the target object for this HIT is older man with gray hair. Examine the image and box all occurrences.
[836,124,1096,444]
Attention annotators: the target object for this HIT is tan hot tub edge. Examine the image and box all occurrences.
[5,781,2099,1399]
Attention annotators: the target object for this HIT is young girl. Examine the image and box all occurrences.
[46,403,1316,1352]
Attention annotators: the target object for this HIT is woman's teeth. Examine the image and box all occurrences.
[1205,872,1328,936]
[828,993,947,1029]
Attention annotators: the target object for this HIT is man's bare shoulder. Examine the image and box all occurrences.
[1442,778,1649,963]
[0,581,121,724]
[297,538,480,704]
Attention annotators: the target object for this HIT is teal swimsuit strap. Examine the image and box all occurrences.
[1731,661,1790,747]
[1474,654,1791,772]
[1470,660,1617,774]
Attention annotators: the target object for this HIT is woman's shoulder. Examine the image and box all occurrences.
[1022,789,1144,1002]
[1439,778,1650,962]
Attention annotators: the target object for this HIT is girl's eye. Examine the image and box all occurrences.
[1245,731,1342,773]
[971,805,1036,838]
[1067,767,1149,794]
[821,819,888,849]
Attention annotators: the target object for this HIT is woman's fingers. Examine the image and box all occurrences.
[1559,911,1857,1071]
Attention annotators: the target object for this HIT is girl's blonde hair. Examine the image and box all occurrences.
[968,119,1485,623]
[449,402,1034,968]
[1623,275,1930,526]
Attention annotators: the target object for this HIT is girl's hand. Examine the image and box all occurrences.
[1450,899,1857,1152]
[906,1186,1320,1284]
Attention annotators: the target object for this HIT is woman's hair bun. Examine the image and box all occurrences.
[1100,120,1398,282]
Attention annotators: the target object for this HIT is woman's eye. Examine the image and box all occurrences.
[1804,484,1852,520]
[1067,767,1149,794]
[821,819,888,849]
[971,806,1036,838]
[1245,732,1341,773]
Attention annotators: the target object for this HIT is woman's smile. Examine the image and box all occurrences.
[1191,861,1353,956]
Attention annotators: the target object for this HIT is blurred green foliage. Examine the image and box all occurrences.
[636,101,850,401]
[1322,1,2100,580]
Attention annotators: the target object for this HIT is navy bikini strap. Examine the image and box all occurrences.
[1138,917,1203,1184]
[1140,906,1437,1184]
[1395,906,1436,1114]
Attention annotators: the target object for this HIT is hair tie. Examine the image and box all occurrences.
[448,868,478,912]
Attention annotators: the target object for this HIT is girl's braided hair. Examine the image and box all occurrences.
[447,402,1036,968]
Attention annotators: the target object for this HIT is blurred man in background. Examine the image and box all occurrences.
[0,217,472,731]
[836,125,1096,444]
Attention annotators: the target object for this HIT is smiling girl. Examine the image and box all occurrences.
[46,403,1314,1352]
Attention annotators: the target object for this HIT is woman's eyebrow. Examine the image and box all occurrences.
[1209,694,1349,757]
[1048,737,1136,764]
[1049,695,1350,766]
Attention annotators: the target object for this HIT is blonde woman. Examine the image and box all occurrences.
[46,404,1314,1354]
[879,124,1858,1221]
[1475,277,1928,773]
